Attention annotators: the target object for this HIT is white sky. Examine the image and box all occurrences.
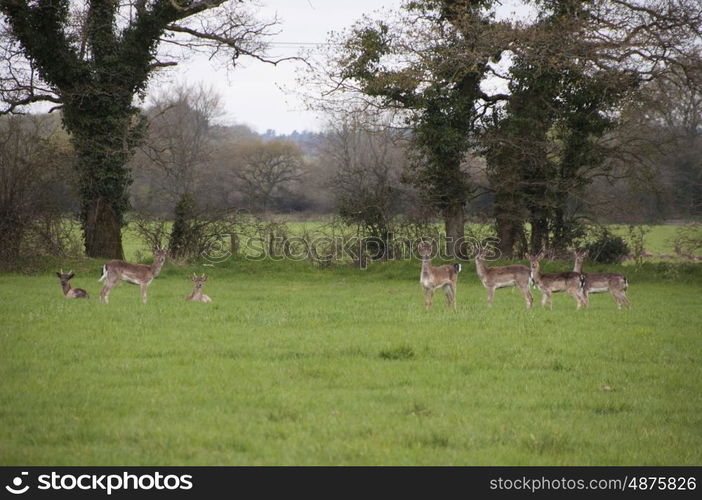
[165,0,402,135]
[156,0,530,135]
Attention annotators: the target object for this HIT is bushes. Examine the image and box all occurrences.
[582,227,630,263]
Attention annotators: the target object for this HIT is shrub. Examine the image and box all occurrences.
[583,227,630,263]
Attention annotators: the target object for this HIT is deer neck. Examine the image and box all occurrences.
[150,258,165,277]
[420,255,434,284]
[61,282,72,296]
[530,264,543,284]
[475,257,488,280]
[573,261,583,273]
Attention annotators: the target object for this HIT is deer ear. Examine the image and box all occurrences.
[56,272,62,278]
[67,272,75,279]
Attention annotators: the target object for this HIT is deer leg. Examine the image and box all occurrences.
[450,281,457,311]
[486,287,494,306]
[424,288,434,311]
[100,279,116,304]
[443,283,455,310]
[141,284,148,304]
[623,294,631,310]
[569,290,582,310]
[611,291,622,310]
[582,291,590,309]
[521,285,533,309]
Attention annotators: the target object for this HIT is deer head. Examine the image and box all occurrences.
[56,269,75,287]
[191,273,207,288]
[417,242,434,258]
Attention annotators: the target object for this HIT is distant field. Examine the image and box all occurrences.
[118,221,695,262]
[1,235,700,465]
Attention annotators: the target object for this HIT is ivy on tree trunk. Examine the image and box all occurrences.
[0,0,223,258]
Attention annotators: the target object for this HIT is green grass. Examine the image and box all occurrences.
[1,251,701,465]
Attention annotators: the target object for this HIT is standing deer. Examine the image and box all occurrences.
[572,250,631,310]
[474,247,533,308]
[186,274,212,303]
[417,242,461,311]
[56,270,89,299]
[99,249,168,304]
[527,251,586,309]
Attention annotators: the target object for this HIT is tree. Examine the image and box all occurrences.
[481,0,701,256]
[0,0,284,258]
[319,111,411,258]
[309,0,509,258]
[227,138,305,213]
[482,0,634,255]
[0,114,75,262]
[137,83,222,207]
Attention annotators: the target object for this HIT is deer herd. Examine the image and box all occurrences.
[419,244,630,311]
[56,249,211,304]
[55,244,631,311]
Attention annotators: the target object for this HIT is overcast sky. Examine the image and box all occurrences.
[158,0,400,135]
[155,0,529,136]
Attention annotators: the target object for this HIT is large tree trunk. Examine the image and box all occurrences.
[443,201,465,259]
[70,111,137,259]
[495,214,519,259]
[83,198,124,259]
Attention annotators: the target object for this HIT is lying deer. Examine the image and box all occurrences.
[474,247,533,308]
[186,274,212,303]
[527,251,586,309]
[99,249,168,304]
[56,270,89,299]
[417,242,461,311]
[572,250,631,310]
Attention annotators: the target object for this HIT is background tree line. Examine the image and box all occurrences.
[1,0,700,264]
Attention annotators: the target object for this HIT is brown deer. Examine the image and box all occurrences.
[99,249,168,304]
[56,270,89,299]
[417,242,461,311]
[527,251,586,309]
[572,250,631,310]
[186,274,212,303]
[474,247,533,308]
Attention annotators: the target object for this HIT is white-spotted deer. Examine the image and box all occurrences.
[186,274,212,303]
[572,250,631,310]
[474,247,533,308]
[417,242,461,311]
[527,251,586,309]
[56,270,89,299]
[99,249,168,304]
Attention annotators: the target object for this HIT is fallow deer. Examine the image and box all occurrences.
[186,274,212,303]
[572,250,631,310]
[99,249,168,304]
[417,242,461,311]
[474,247,533,308]
[56,270,89,299]
[527,251,586,309]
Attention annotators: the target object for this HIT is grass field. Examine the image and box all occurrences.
[1,226,701,465]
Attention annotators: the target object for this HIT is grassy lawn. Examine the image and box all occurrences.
[1,246,700,465]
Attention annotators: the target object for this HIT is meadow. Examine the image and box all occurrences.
[0,225,700,465]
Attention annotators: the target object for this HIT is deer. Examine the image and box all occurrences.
[417,242,461,311]
[572,249,631,310]
[99,249,168,304]
[527,250,586,309]
[56,270,89,299]
[473,247,533,309]
[186,274,212,303]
